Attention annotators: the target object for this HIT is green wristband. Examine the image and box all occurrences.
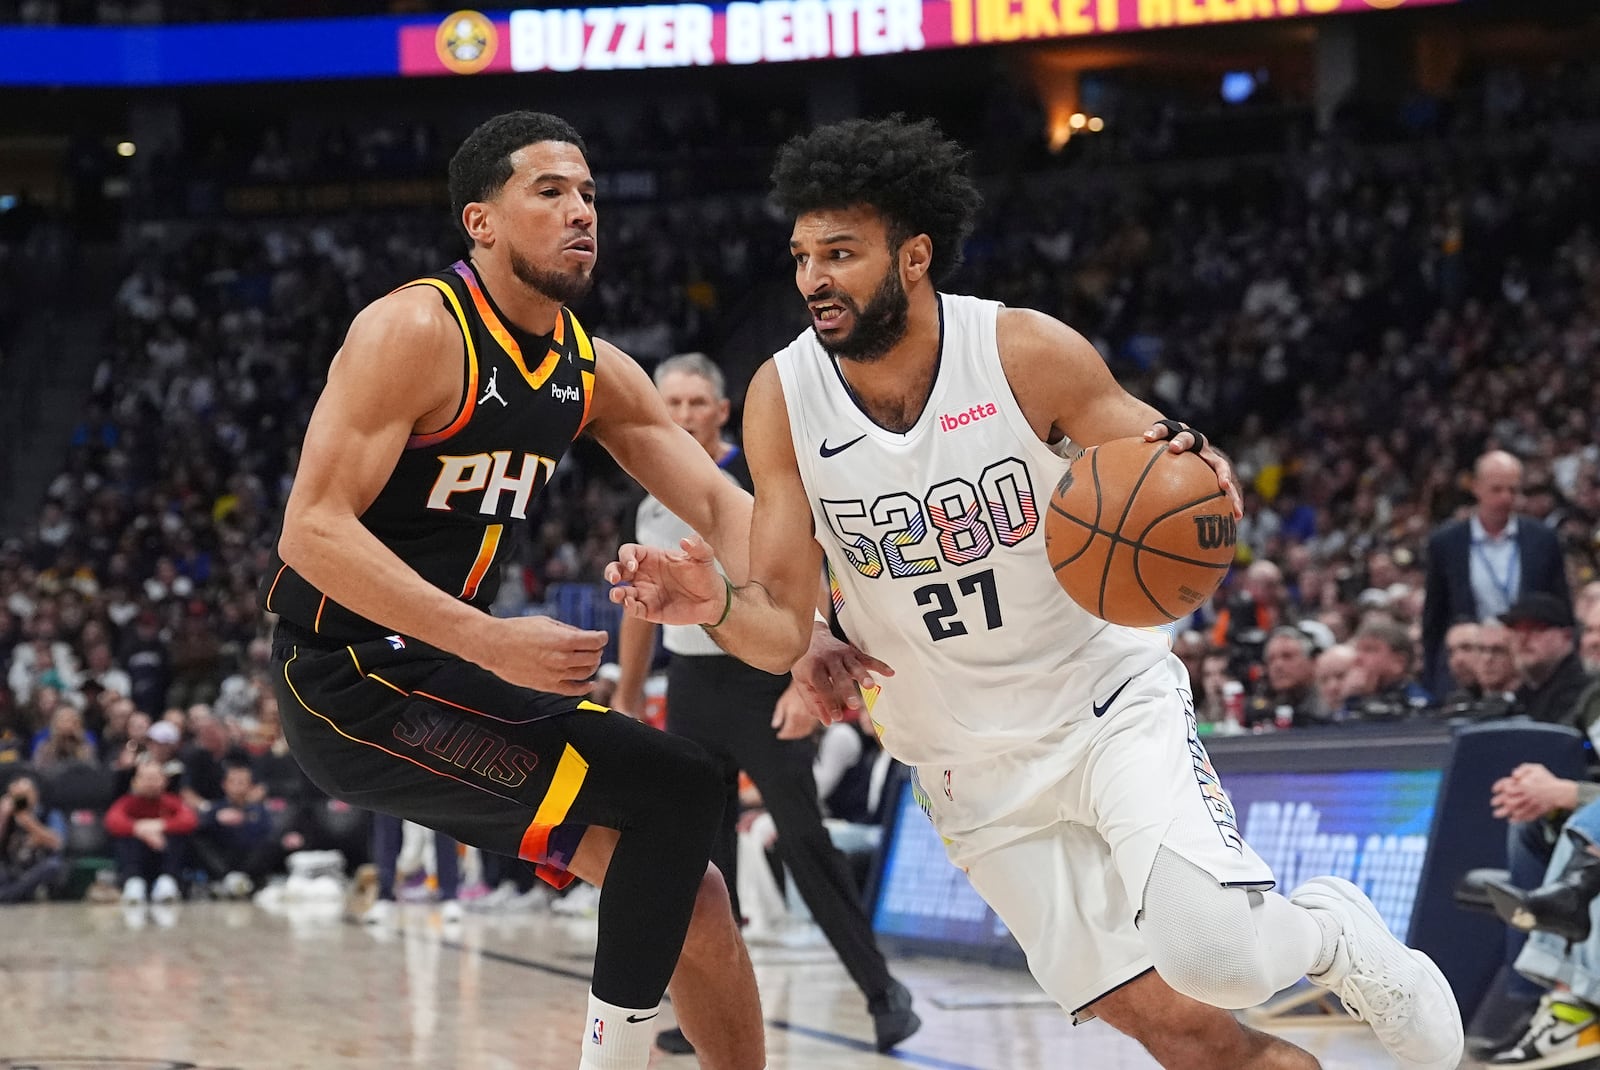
[708,576,734,629]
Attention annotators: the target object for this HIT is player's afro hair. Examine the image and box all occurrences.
[449,111,589,247]
[770,115,982,284]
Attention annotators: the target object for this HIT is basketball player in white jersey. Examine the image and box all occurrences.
[608,117,1463,1069]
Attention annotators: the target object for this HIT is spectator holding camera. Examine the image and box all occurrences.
[0,774,66,903]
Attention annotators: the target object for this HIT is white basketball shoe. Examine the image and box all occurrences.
[1291,876,1464,1070]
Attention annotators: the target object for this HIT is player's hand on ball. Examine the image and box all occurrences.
[1144,420,1243,519]
[482,616,608,696]
[791,621,894,726]
[605,536,727,626]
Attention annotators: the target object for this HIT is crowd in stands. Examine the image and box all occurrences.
[2,58,1599,908]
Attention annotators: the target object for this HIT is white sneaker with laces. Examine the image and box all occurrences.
[1292,876,1464,1070]
[440,900,464,924]
[150,874,180,903]
[121,876,147,904]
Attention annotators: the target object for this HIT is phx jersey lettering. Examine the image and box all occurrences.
[259,259,596,643]
[774,295,1169,772]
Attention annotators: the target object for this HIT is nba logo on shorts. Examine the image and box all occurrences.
[386,634,406,650]
[590,1017,604,1045]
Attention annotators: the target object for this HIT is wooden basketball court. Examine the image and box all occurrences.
[0,899,1458,1069]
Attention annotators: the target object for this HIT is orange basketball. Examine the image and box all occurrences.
[1044,437,1237,627]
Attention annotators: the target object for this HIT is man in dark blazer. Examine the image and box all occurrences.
[1423,450,1570,696]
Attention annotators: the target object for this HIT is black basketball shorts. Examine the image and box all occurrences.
[270,621,692,889]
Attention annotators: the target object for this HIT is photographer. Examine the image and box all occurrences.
[0,774,66,903]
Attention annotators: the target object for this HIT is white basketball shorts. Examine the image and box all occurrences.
[915,654,1275,1019]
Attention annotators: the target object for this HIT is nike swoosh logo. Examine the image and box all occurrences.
[1545,1021,1596,1047]
[626,1012,659,1024]
[819,434,867,458]
[1093,678,1132,718]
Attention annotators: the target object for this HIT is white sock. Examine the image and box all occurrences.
[577,991,659,1070]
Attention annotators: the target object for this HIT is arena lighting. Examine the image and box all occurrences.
[1069,112,1088,129]
[1087,116,1104,131]
[115,141,136,157]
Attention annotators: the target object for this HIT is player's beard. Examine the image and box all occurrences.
[815,266,910,365]
[509,244,594,306]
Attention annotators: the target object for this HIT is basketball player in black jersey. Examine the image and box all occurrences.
[260,112,763,1070]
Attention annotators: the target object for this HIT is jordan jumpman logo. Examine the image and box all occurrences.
[478,366,507,407]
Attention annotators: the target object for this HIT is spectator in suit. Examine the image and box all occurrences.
[1423,450,1570,696]
[1503,594,1593,730]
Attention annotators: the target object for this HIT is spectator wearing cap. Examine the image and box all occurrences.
[1422,450,1570,697]
[1502,593,1593,729]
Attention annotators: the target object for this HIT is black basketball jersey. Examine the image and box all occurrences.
[259,259,596,643]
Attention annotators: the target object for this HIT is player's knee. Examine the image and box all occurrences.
[1141,897,1276,1008]
[1147,939,1277,1010]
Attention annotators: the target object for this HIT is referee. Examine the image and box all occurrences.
[615,352,920,1056]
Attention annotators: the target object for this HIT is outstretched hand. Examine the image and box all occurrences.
[606,535,728,627]
[790,621,895,727]
[1144,421,1243,519]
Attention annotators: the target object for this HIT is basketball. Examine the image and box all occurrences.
[1044,437,1237,627]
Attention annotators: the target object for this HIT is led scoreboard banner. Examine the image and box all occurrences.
[0,0,1460,86]
[412,0,1461,74]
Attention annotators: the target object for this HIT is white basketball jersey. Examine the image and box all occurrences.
[774,294,1169,769]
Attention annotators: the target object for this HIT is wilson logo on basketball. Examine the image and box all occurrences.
[938,402,998,432]
[1193,514,1238,551]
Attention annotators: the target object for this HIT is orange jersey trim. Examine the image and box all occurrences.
[403,277,480,450]
[453,261,565,391]
[459,523,503,600]
[264,563,288,613]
